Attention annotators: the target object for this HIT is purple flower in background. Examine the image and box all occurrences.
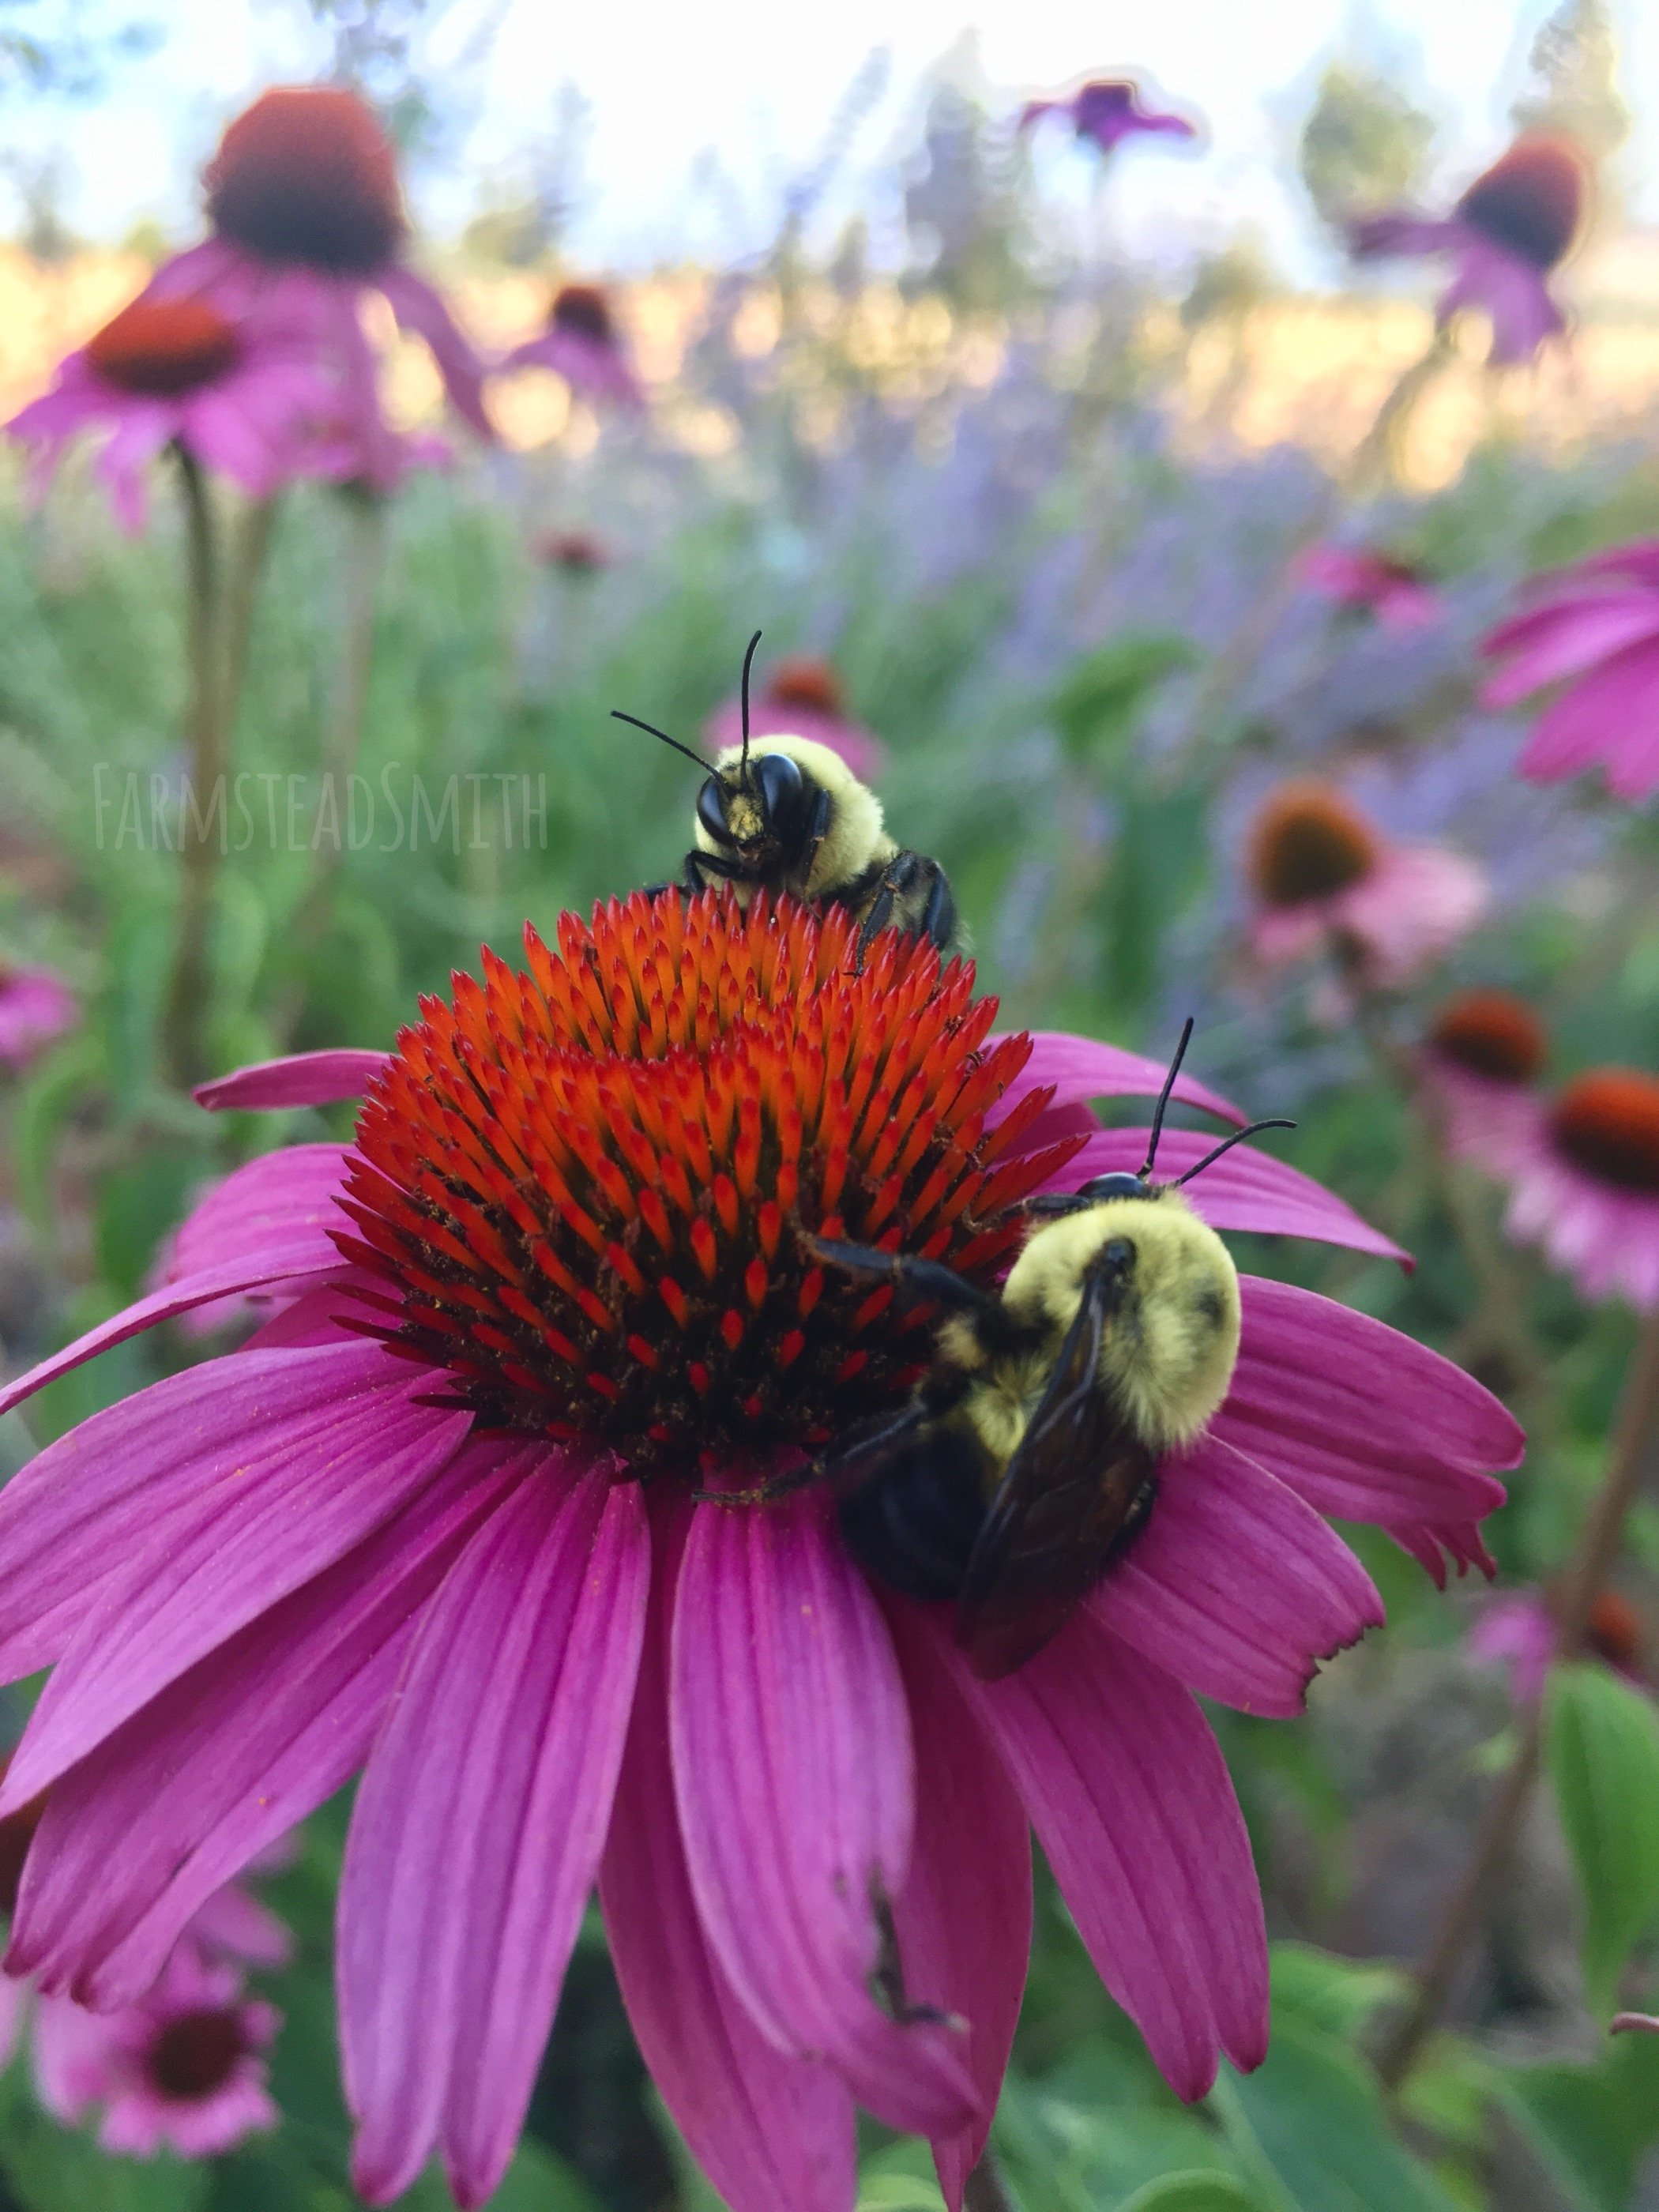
[1469,1586,1644,1706]
[1494,1070,1659,1310]
[1481,541,1659,799]
[705,655,887,777]
[501,283,645,409]
[1296,544,1441,630]
[0,895,1518,2210]
[0,965,77,1070]
[145,86,491,490]
[1419,989,1548,1172]
[1348,135,1587,367]
[5,296,338,532]
[1020,79,1197,157]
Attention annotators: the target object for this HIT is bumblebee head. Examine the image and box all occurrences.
[697,735,822,865]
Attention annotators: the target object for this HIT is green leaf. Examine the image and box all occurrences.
[1269,1942,1407,2043]
[1545,1661,1659,2008]
[480,2137,603,2210]
[0,2062,211,2212]
[1499,2029,1659,2212]
[1215,2016,1460,2212]
[1049,634,1195,763]
[1115,2176,1269,2212]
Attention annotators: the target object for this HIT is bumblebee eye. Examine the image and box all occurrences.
[697,775,732,845]
[1079,1172,1149,1202]
[751,750,807,839]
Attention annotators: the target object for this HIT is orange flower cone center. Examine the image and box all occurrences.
[551,284,615,344]
[147,2008,249,2101]
[206,85,404,273]
[338,890,1078,1472]
[766,658,845,718]
[1429,990,1546,1084]
[85,299,240,397]
[1586,1589,1642,1668]
[1248,782,1379,907]
[1458,136,1586,271]
[1550,1070,1659,1196]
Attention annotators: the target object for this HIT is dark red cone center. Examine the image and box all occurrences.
[337,891,1078,1472]
[551,284,616,345]
[1248,781,1379,907]
[1587,1589,1642,1668]
[85,299,239,397]
[206,85,405,273]
[1457,137,1586,271]
[1551,1070,1659,1195]
[147,2007,248,2101]
[766,657,845,718]
[1428,990,1546,1084]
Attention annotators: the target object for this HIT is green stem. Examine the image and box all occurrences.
[1345,322,1457,495]
[1375,1304,1659,2090]
[160,445,225,1089]
[221,492,280,740]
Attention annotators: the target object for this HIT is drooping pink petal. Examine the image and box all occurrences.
[1092,1433,1384,1717]
[942,1610,1268,2100]
[161,1142,352,1283]
[882,1604,1032,2212]
[1214,1276,1518,1564]
[1516,640,1659,799]
[378,261,493,438]
[1048,1128,1410,1265]
[991,1033,1244,1129]
[194,1048,389,1112]
[0,1370,469,1811]
[1440,238,1563,365]
[600,1503,857,2212]
[11,1439,527,2008]
[0,1247,344,1418]
[0,1339,398,1680]
[187,1882,293,1970]
[341,1466,649,2210]
[1480,592,1659,705]
[670,1490,977,2139]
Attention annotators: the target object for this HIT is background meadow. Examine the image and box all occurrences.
[3,1,1659,2207]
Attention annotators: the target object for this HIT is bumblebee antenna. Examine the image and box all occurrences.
[1138,1016,1194,1180]
[739,628,762,788]
[1172,1118,1296,1187]
[610,709,709,773]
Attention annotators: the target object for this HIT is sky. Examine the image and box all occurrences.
[9,0,1659,277]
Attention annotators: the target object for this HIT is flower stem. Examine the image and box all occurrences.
[160,443,225,1089]
[1375,1303,1659,2090]
[1346,323,1458,494]
[964,2147,1018,2212]
[222,492,280,738]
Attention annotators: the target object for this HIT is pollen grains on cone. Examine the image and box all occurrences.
[333,890,1079,1470]
[1550,1070,1659,1196]
[205,85,405,273]
[1428,990,1547,1085]
[85,299,240,397]
[1247,781,1378,907]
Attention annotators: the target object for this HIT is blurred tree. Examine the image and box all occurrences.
[305,0,506,171]
[0,0,157,105]
[1297,58,1437,229]
[462,85,590,270]
[902,46,1036,313]
[1511,0,1627,189]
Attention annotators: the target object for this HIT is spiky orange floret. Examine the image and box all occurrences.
[1551,1069,1659,1196]
[1428,989,1546,1084]
[1247,781,1379,908]
[337,890,1079,1470]
[85,299,239,397]
[206,85,404,273]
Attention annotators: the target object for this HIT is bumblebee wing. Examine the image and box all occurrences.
[954,1270,1156,1680]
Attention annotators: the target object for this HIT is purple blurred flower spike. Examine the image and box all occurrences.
[1020,77,1198,157]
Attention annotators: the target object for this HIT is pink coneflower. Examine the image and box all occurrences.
[1020,78,1197,156]
[147,86,491,489]
[705,656,887,780]
[1348,135,1588,367]
[1470,1585,1643,1705]
[1480,541,1659,800]
[4,295,339,533]
[534,527,612,574]
[1245,780,1488,991]
[0,963,77,1070]
[502,283,645,409]
[1420,989,1548,1171]
[1497,1069,1659,1309]
[0,892,1518,2210]
[1296,544,1440,630]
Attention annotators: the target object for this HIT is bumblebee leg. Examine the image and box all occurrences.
[918,861,957,954]
[796,785,833,891]
[683,848,747,891]
[854,850,924,968]
[801,1231,996,1316]
[868,1875,961,2029]
[691,1402,927,1505]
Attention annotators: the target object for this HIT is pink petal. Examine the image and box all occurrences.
[1515,641,1659,798]
[0,1339,397,1680]
[161,1142,352,1283]
[1480,592,1659,702]
[11,1439,525,2008]
[946,1610,1267,2099]
[194,1048,389,1112]
[1214,1275,1518,1548]
[187,1883,293,1970]
[1092,1433,1384,1716]
[600,1503,857,2212]
[0,1370,469,1811]
[670,1492,976,2139]
[1048,1129,1410,1266]
[0,1247,343,1418]
[991,1033,1245,1130]
[378,262,493,439]
[882,1604,1032,2212]
[341,1468,649,2210]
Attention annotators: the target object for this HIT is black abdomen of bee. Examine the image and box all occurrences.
[837,1426,986,1601]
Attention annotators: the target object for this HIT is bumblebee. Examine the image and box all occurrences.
[612,632,960,961]
[724,1025,1291,1678]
